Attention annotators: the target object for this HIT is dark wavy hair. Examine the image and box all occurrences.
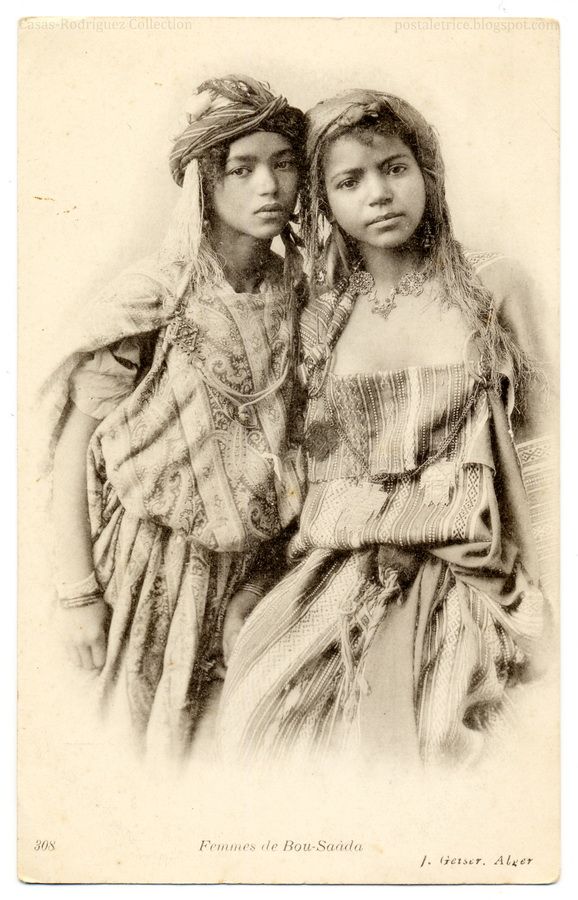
[303,90,536,393]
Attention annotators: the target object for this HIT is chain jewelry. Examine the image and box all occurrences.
[348,268,428,320]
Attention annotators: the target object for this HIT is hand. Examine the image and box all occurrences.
[222,588,262,667]
[59,599,109,671]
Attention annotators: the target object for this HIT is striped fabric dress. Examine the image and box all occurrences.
[50,255,306,759]
[217,256,550,767]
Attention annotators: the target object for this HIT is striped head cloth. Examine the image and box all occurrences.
[304,89,441,174]
[170,75,305,186]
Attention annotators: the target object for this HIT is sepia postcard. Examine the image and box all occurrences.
[18,15,560,885]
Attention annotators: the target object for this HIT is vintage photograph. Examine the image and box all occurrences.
[18,15,559,884]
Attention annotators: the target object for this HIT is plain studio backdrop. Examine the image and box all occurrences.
[18,18,559,885]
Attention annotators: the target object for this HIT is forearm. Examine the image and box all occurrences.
[52,403,100,587]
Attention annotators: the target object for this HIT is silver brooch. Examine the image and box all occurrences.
[166,316,199,361]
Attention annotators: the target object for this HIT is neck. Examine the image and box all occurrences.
[209,220,272,293]
[359,244,424,288]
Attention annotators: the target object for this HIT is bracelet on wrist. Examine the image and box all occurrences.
[56,570,103,607]
[240,582,266,600]
[60,592,103,610]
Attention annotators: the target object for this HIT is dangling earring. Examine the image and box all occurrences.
[422,220,433,252]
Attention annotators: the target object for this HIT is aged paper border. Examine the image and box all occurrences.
[9,1,572,892]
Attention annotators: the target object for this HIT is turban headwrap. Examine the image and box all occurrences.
[170,75,305,186]
[304,89,438,169]
[160,75,305,298]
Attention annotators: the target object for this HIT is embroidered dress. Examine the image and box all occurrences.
[46,254,306,758]
[217,254,553,766]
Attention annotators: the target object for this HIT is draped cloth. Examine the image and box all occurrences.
[39,73,307,759]
[216,252,556,768]
[41,252,307,758]
[39,257,171,475]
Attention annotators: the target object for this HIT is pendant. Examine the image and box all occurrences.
[237,407,254,427]
[371,293,397,320]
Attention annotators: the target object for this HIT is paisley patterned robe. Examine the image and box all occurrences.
[45,253,306,758]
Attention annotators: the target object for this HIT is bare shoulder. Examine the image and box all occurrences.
[464,250,544,338]
[469,250,556,378]
[465,249,533,298]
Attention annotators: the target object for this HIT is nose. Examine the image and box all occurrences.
[367,171,393,206]
[255,163,278,196]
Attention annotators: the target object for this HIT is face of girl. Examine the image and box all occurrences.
[210,131,299,241]
[323,131,426,253]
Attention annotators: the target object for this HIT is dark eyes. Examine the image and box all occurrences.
[335,163,408,190]
[226,158,296,178]
[337,178,358,190]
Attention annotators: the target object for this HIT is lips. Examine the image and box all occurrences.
[367,212,403,225]
[255,203,285,214]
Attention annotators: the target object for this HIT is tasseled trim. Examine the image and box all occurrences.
[337,566,403,721]
[160,160,203,273]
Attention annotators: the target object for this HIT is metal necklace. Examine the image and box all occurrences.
[347,268,428,320]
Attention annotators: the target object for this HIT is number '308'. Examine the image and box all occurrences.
[34,840,55,851]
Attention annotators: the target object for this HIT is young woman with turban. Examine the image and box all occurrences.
[45,75,307,759]
[217,89,556,769]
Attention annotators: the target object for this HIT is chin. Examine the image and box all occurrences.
[365,239,407,252]
[250,224,288,240]
[374,232,416,250]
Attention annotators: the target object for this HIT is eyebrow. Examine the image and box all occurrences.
[328,153,412,181]
[226,149,296,166]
